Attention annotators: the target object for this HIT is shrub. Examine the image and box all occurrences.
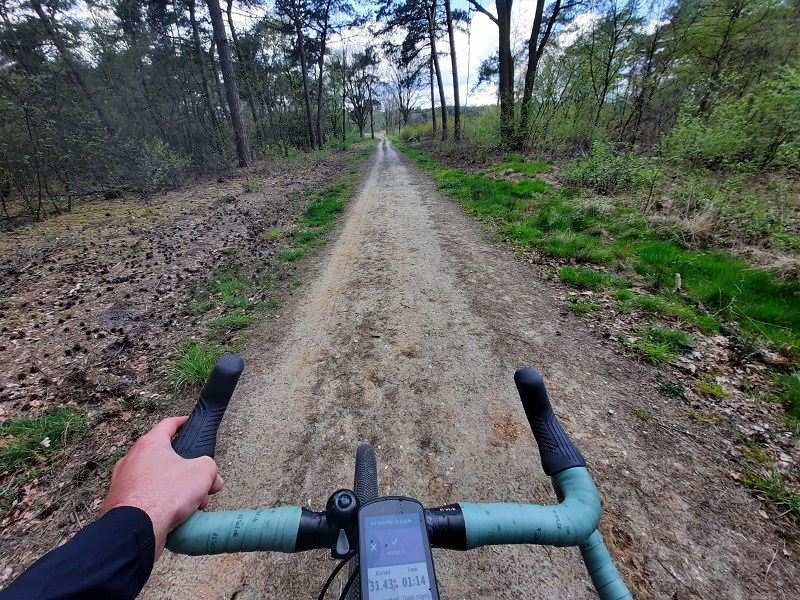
[135,137,192,191]
[461,107,502,148]
[564,141,649,194]
[660,62,800,171]
[399,122,433,143]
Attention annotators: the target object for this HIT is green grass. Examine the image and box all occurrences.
[243,176,259,193]
[0,408,88,474]
[697,379,728,398]
[632,240,800,347]
[491,154,549,177]
[300,177,354,229]
[630,325,694,365]
[171,342,224,388]
[277,248,307,261]
[395,140,800,358]
[295,229,322,243]
[250,298,279,312]
[209,313,253,331]
[740,459,800,523]
[211,277,250,308]
[660,381,687,401]
[689,409,723,425]
[632,407,654,422]
[569,301,603,314]
[265,228,284,241]
[182,299,214,316]
[623,291,720,334]
[616,288,635,301]
[559,266,614,290]
[775,373,800,424]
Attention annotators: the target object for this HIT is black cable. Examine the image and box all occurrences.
[318,551,356,600]
[338,567,359,600]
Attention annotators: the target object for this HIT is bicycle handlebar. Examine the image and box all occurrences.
[165,467,600,555]
[171,354,243,459]
[514,367,586,475]
[165,360,632,600]
[166,366,600,554]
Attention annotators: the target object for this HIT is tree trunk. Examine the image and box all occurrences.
[315,3,332,148]
[429,52,437,135]
[424,0,447,140]
[227,0,264,146]
[368,84,375,139]
[444,0,461,142]
[188,0,222,150]
[497,0,514,142]
[519,0,562,145]
[30,0,116,136]
[342,55,347,142]
[208,39,231,122]
[206,0,252,166]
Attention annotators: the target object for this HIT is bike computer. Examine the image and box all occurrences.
[358,497,439,600]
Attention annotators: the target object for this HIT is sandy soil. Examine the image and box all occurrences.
[142,139,799,599]
[0,147,367,578]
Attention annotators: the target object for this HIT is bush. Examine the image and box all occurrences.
[399,122,432,143]
[135,137,193,191]
[461,107,502,148]
[564,141,650,194]
[660,62,800,171]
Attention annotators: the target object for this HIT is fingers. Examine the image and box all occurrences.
[151,415,190,441]
[192,455,224,494]
[210,472,224,495]
[198,495,210,511]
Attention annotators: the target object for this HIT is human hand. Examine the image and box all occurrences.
[101,416,224,559]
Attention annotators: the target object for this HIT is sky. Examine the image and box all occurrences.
[227,1,536,109]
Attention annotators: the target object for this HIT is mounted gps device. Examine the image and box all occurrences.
[358,497,440,600]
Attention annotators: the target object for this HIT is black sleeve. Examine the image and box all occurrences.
[1,506,156,600]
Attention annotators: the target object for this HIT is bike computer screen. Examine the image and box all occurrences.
[358,497,439,600]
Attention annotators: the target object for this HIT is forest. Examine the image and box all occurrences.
[1,0,798,221]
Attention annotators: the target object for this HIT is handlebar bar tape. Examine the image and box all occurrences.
[579,530,634,600]
[166,507,303,555]
[514,368,586,476]
[172,354,244,459]
[457,467,600,549]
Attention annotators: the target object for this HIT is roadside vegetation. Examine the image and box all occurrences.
[394,136,800,534]
[169,168,361,388]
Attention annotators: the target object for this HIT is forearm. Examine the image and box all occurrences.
[1,507,155,600]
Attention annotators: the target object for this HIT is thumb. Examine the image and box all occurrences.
[210,472,224,495]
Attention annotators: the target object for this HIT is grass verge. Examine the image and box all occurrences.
[172,169,362,388]
[394,141,800,357]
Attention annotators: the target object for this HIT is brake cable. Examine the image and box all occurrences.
[318,550,355,600]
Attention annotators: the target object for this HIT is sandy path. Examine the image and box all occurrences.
[142,139,799,599]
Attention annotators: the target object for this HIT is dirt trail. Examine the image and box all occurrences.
[143,139,799,599]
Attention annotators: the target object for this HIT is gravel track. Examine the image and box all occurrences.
[142,139,799,599]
